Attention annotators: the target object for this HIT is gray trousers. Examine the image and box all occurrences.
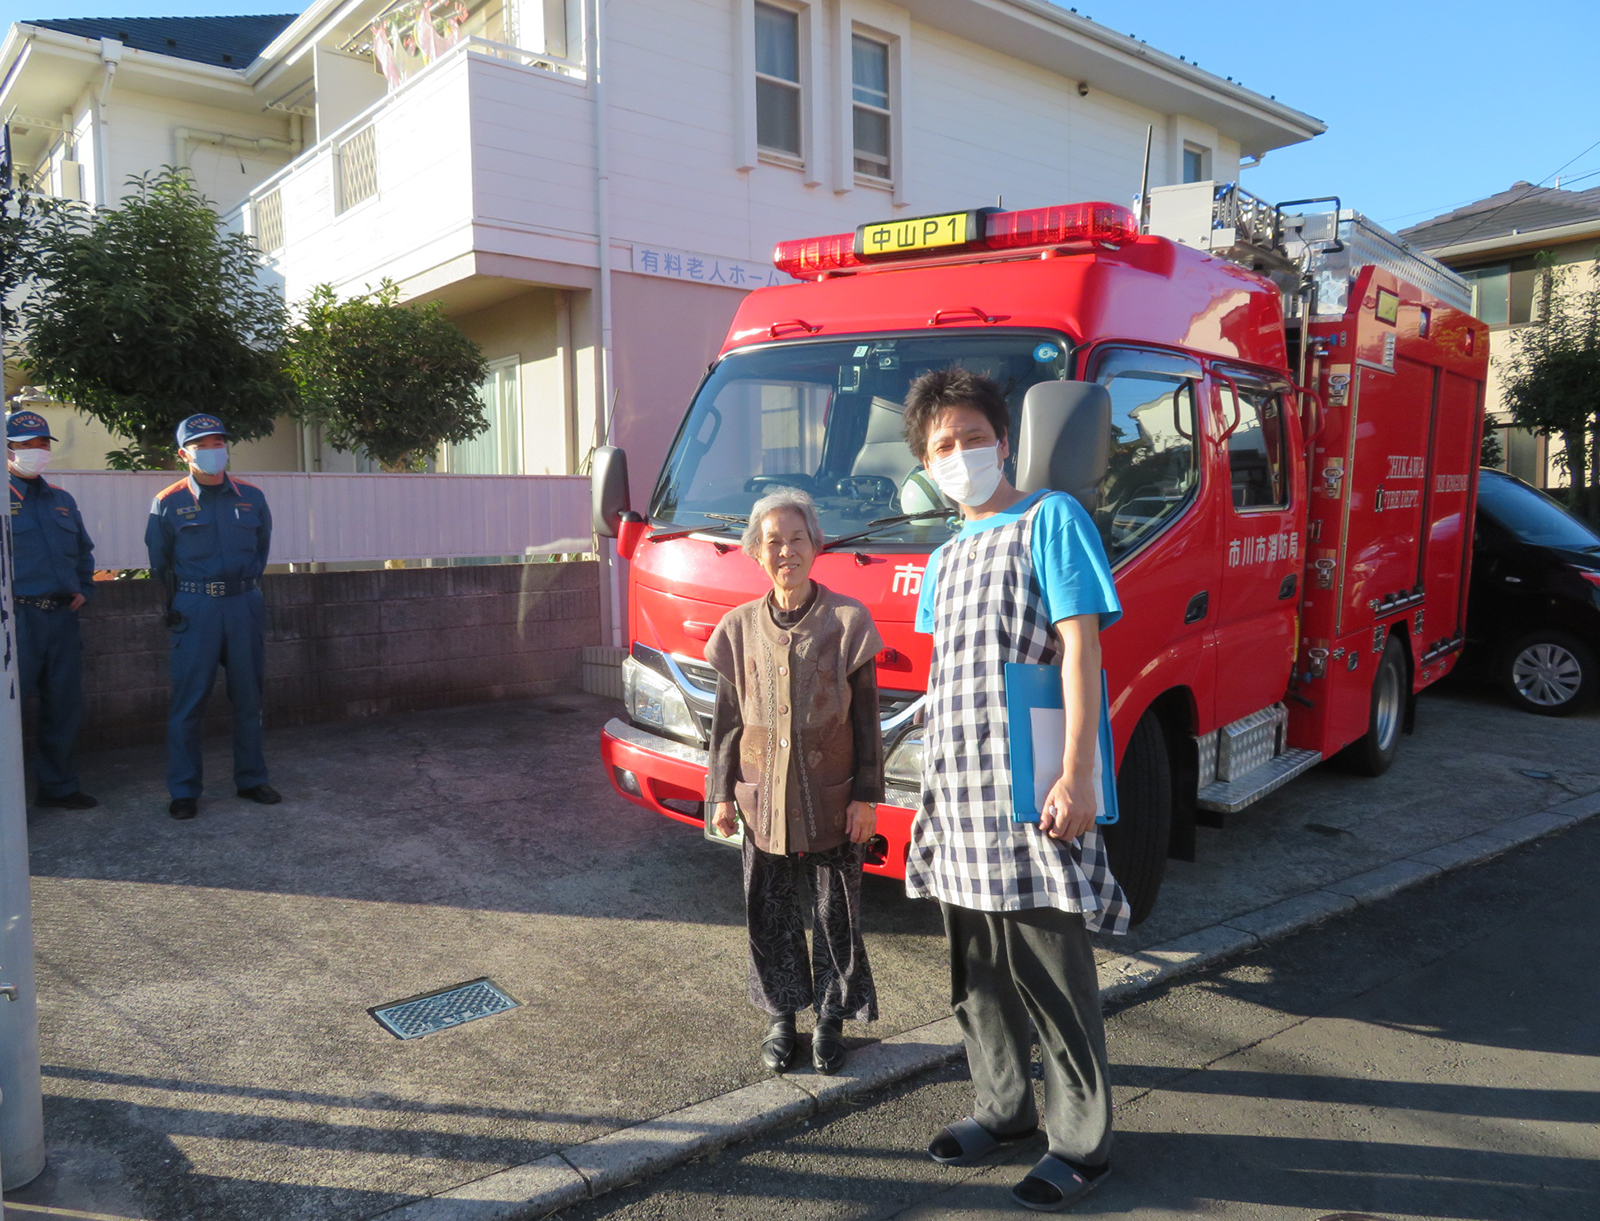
[941,902,1112,1166]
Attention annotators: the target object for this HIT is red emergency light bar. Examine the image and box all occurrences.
[773,200,1138,280]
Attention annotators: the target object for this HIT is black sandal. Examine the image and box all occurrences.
[928,1116,1038,1166]
[1010,1154,1110,1212]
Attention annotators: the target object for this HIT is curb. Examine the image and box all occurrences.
[382,791,1600,1220]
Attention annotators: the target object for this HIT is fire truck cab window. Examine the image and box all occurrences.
[1220,382,1288,509]
[650,333,1071,548]
[1092,356,1200,561]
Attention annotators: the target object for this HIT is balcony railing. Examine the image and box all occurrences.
[244,34,588,289]
[335,125,379,214]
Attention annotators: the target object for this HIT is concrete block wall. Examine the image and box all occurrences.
[58,561,602,750]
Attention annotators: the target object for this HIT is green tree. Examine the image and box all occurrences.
[19,168,292,469]
[0,159,65,379]
[286,281,489,471]
[1498,253,1600,524]
[1480,425,1504,469]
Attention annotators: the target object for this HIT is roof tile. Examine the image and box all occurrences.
[26,13,297,69]
[1400,181,1600,250]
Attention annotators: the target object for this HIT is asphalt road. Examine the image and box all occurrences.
[5,675,1597,1220]
[550,802,1600,1221]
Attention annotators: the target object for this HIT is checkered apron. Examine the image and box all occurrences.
[904,498,1130,934]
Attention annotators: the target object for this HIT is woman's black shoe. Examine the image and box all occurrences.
[812,1018,846,1075]
[760,1014,797,1073]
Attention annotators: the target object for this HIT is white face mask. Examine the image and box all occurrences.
[927,444,1004,507]
[189,446,229,476]
[8,448,50,476]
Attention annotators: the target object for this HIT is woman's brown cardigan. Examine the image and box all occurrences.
[705,584,883,854]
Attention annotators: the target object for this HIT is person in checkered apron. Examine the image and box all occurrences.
[903,369,1128,1212]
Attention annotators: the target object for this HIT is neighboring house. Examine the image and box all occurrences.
[1400,182,1600,490]
[3,0,1324,497]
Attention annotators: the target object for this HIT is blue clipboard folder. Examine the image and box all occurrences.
[1003,663,1119,826]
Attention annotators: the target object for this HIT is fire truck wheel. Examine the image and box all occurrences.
[1499,629,1598,717]
[1103,712,1173,927]
[1342,634,1407,777]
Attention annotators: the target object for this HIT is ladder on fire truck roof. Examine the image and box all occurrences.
[1145,181,1473,319]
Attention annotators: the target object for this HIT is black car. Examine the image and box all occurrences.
[1468,468,1600,715]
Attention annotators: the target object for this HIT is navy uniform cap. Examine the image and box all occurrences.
[6,411,58,442]
[176,414,231,447]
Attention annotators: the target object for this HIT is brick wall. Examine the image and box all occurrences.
[63,561,602,750]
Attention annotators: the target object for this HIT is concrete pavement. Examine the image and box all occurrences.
[4,678,1597,1220]
[553,799,1600,1221]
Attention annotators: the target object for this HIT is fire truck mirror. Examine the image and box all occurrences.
[591,445,632,539]
[1014,380,1112,511]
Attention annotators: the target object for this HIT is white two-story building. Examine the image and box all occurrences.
[4,0,1323,498]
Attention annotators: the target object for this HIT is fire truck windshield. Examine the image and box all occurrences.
[649,332,1073,549]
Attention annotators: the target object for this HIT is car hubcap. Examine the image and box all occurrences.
[1374,660,1401,751]
[1513,643,1584,707]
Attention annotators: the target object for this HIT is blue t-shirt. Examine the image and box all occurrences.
[915,490,1121,633]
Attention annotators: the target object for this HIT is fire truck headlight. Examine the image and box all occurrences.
[622,655,700,741]
[884,727,925,790]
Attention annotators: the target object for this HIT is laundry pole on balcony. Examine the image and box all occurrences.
[588,0,625,648]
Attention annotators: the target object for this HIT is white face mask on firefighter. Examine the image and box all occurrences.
[189,447,229,476]
[927,444,1004,507]
[8,448,50,476]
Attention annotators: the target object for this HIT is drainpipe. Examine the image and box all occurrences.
[92,37,121,205]
[587,0,624,647]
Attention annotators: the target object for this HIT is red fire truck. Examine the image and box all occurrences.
[592,183,1487,922]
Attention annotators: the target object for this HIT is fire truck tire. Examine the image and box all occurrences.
[1342,634,1407,777]
[1498,629,1598,717]
[1103,712,1172,927]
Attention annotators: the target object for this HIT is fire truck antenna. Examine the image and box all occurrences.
[1137,124,1153,232]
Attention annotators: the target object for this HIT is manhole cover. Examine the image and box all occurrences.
[370,978,519,1040]
[1316,1214,1392,1220]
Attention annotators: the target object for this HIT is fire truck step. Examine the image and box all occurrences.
[1197,748,1324,815]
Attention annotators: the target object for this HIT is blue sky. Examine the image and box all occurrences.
[6,0,1597,232]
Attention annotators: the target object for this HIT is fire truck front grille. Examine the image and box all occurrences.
[675,657,720,694]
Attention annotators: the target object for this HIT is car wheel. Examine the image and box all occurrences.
[1500,629,1598,716]
[1101,712,1173,927]
[1340,634,1407,777]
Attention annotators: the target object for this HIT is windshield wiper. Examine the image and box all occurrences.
[648,512,748,544]
[823,509,955,550]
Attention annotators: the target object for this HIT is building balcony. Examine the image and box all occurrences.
[246,35,598,306]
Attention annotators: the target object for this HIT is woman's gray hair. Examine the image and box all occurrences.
[741,486,825,558]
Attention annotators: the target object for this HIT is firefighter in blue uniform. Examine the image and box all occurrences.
[7,410,98,809]
[145,415,281,820]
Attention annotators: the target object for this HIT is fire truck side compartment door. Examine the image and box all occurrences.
[1340,358,1434,635]
[1420,368,1482,647]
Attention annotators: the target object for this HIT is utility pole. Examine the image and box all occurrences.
[0,124,49,1191]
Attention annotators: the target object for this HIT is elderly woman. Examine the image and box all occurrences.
[705,487,885,1075]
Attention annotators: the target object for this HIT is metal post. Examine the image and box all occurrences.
[0,504,46,1189]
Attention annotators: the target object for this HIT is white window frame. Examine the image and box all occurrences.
[850,31,892,186]
[831,6,907,202]
[754,2,803,163]
[736,0,819,179]
[1182,142,1210,184]
[442,356,523,474]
